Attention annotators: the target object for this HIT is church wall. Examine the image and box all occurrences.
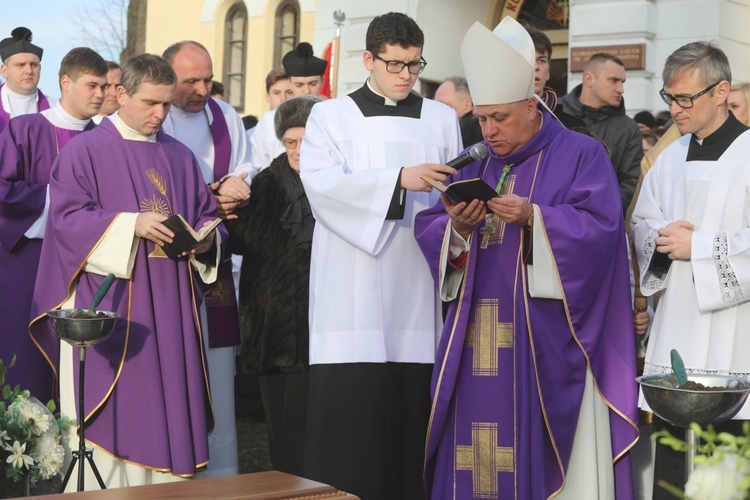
[143,0,317,117]
[569,0,750,116]
[312,0,493,97]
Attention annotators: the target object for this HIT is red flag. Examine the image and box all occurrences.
[320,41,333,98]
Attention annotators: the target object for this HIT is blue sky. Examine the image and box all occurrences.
[0,0,126,99]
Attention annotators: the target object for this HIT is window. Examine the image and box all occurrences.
[223,3,247,110]
[274,0,300,68]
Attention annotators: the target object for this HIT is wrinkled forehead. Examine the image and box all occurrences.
[473,100,527,118]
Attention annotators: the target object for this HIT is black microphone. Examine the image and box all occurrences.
[446,143,489,170]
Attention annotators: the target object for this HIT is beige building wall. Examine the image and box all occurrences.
[143,0,318,118]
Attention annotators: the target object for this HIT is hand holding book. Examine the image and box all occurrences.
[159,214,222,258]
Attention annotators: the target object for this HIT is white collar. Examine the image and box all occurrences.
[113,110,157,142]
[41,102,90,131]
[366,79,398,107]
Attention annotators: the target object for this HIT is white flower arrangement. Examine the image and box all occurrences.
[654,422,750,500]
[0,356,73,498]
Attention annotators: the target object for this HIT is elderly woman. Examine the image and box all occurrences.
[227,94,321,475]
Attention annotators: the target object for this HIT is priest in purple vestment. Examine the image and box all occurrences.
[0,47,106,403]
[415,18,639,499]
[29,54,224,481]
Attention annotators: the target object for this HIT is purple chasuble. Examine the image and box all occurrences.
[29,119,225,475]
[204,97,241,348]
[0,114,91,403]
[415,108,639,499]
[0,84,52,133]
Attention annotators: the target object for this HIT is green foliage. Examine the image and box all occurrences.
[654,423,750,498]
[0,357,69,498]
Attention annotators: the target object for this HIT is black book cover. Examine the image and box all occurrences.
[160,214,221,258]
[421,176,499,204]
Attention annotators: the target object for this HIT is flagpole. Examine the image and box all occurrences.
[332,10,345,98]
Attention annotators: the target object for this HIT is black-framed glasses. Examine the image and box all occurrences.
[372,53,427,74]
[659,81,721,109]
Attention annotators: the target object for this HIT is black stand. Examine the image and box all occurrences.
[58,346,106,493]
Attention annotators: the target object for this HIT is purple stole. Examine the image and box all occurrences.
[0,84,52,132]
[205,97,241,348]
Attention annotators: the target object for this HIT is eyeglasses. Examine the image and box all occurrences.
[283,138,301,149]
[372,53,427,74]
[659,81,721,109]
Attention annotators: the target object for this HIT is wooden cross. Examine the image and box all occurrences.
[456,422,514,498]
[465,299,513,377]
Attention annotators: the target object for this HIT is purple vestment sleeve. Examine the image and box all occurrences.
[0,115,89,403]
[416,108,638,499]
[29,119,223,475]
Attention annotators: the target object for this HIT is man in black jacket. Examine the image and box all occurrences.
[558,53,643,212]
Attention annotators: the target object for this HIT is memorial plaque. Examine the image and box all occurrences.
[570,44,646,72]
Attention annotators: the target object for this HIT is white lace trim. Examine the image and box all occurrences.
[642,230,663,291]
[714,232,744,306]
[644,362,750,381]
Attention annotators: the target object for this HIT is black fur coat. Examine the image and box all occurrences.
[226,155,312,375]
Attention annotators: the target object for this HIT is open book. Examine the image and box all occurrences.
[160,214,222,258]
[420,176,499,204]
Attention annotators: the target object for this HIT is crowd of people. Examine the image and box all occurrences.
[2,9,750,500]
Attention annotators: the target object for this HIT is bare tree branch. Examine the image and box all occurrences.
[67,0,128,62]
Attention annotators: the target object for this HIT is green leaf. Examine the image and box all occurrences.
[656,479,689,499]
[718,432,737,446]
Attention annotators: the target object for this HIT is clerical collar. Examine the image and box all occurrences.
[112,111,157,142]
[687,111,749,161]
[2,84,38,114]
[349,81,423,119]
[41,102,90,131]
[366,79,398,106]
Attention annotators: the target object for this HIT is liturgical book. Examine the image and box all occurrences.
[160,214,222,258]
[420,176,499,204]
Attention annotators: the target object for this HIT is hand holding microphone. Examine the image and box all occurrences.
[401,143,489,192]
[446,143,489,170]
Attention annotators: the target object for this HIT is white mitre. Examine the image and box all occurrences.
[461,17,536,105]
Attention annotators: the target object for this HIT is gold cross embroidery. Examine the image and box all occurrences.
[456,422,514,499]
[465,299,513,377]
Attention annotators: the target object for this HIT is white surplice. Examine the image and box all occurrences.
[300,92,461,365]
[632,131,750,419]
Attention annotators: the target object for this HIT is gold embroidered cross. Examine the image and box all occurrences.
[466,299,513,377]
[456,422,514,499]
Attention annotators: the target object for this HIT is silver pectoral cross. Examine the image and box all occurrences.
[479,213,499,249]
